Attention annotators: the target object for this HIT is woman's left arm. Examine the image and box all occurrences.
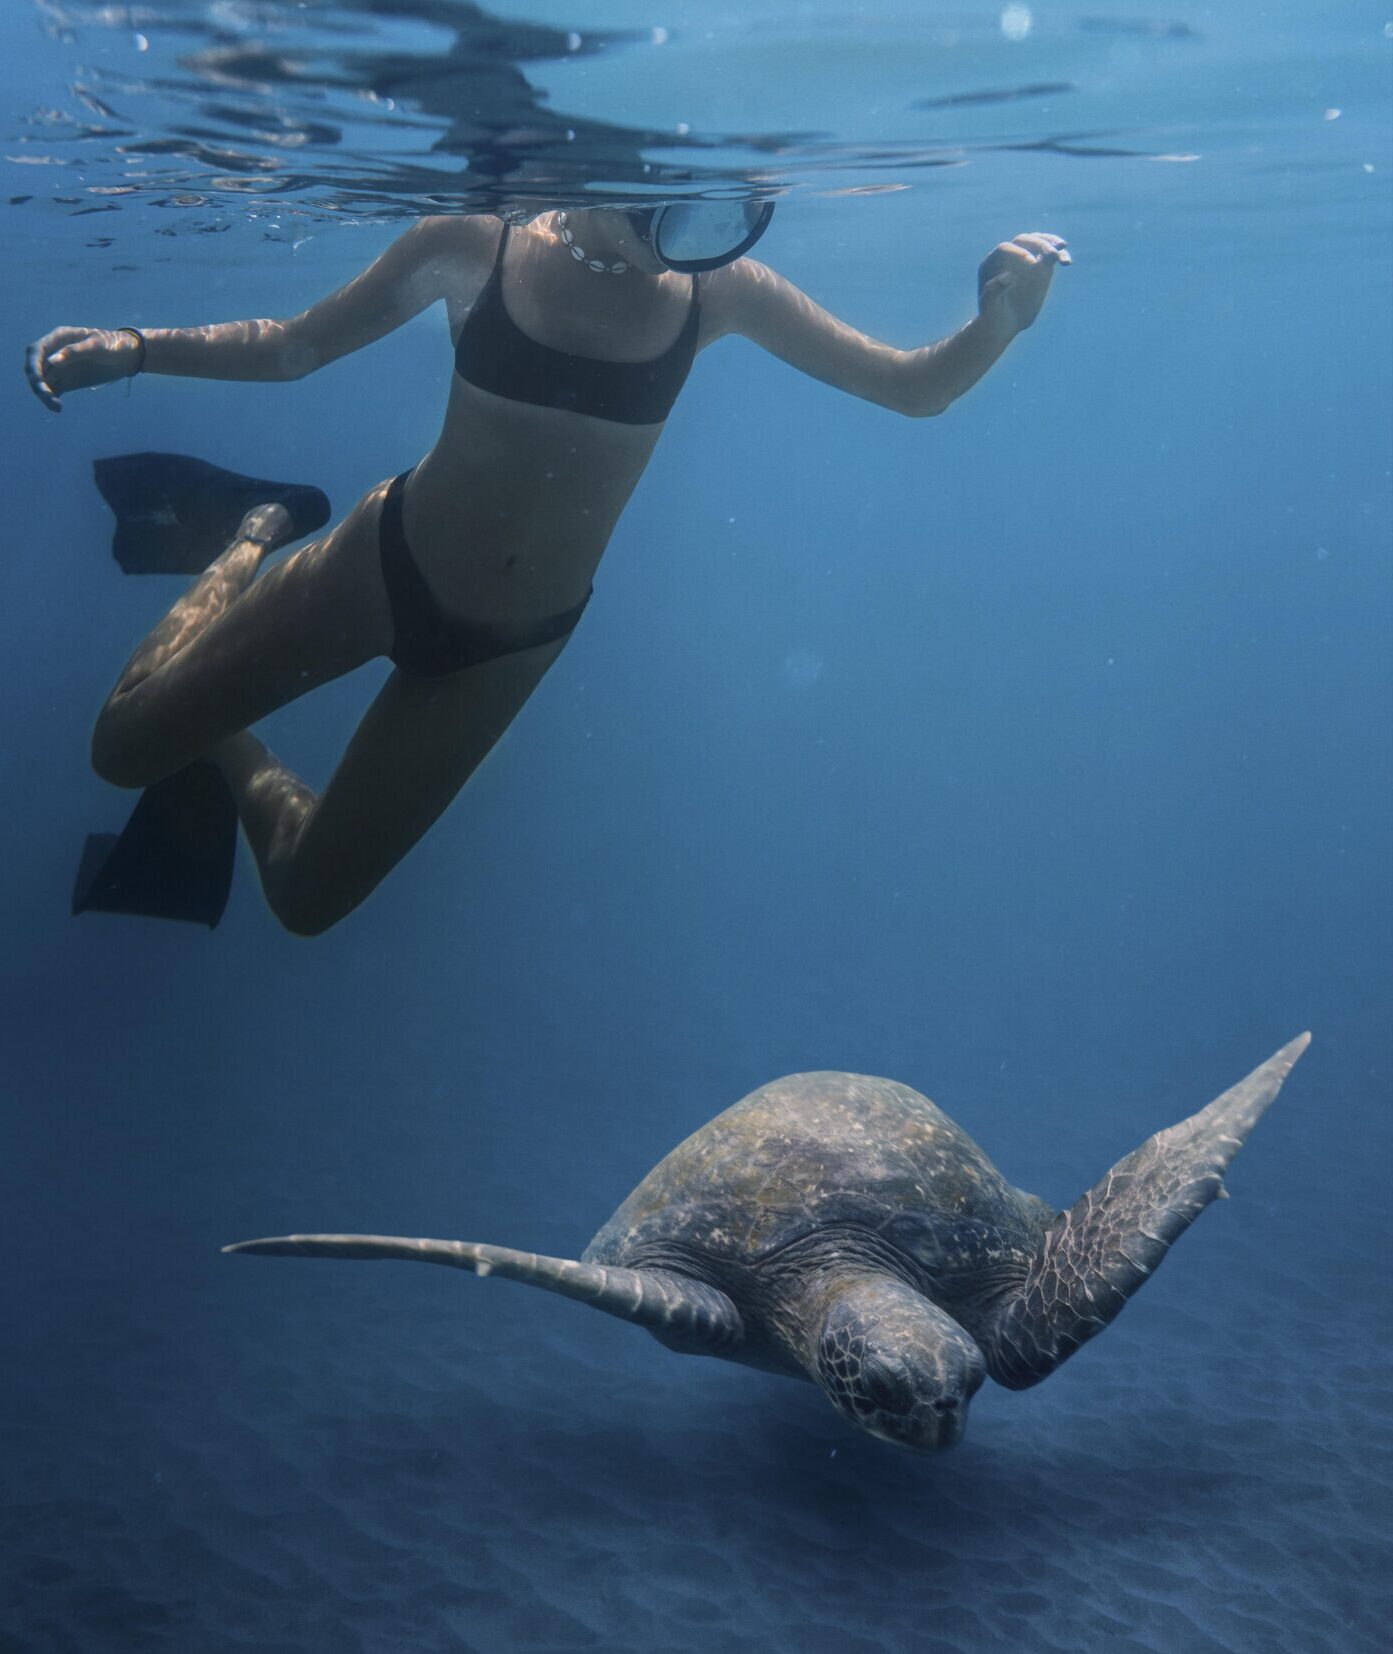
[705,232,1069,417]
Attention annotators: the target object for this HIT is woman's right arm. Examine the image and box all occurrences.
[25,216,487,412]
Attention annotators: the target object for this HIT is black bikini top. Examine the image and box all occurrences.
[454,225,700,426]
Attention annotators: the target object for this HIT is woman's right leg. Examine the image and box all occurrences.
[90,481,396,789]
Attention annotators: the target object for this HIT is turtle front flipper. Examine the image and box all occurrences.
[982,1032,1310,1390]
[224,1233,745,1357]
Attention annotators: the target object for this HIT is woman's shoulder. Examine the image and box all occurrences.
[383,215,504,306]
[407,214,500,259]
[696,256,783,340]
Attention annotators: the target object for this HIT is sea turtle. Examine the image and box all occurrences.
[227,1033,1308,1452]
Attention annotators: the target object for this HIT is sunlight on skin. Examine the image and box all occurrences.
[105,504,294,693]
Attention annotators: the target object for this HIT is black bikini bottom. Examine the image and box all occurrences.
[379,470,591,679]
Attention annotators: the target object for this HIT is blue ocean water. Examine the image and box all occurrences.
[2,3,1390,1651]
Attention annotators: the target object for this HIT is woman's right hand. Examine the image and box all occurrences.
[25,326,144,412]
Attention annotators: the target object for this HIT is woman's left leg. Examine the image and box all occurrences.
[215,637,569,936]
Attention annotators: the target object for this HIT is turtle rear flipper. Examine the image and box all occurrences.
[224,1234,745,1357]
[984,1032,1310,1390]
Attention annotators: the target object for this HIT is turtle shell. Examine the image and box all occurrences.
[583,1072,1048,1283]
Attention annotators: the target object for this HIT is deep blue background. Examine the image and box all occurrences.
[3,5,1390,1651]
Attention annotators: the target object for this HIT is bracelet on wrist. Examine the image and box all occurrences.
[117,327,146,376]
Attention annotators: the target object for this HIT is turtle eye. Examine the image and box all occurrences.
[863,1360,914,1416]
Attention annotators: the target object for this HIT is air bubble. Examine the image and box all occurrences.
[784,649,824,688]
[1001,6,1033,42]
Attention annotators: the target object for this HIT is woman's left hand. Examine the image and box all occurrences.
[977,233,1070,335]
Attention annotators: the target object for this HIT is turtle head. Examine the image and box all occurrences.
[811,1276,985,1452]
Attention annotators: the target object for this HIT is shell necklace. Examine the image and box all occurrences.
[555,211,629,276]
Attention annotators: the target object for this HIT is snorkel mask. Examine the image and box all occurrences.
[627,199,775,272]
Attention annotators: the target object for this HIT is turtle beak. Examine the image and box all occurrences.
[925,1400,968,1450]
[904,1399,968,1452]
[863,1397,968,1453]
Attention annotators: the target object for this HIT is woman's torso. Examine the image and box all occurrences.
[402,219,707,624]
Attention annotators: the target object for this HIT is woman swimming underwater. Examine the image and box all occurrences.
[26,202,1068,935]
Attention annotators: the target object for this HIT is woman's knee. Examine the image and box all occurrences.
[89,701,164,789]
[275,901,339,938]
[265,868,362,938]
[272,896,355,939]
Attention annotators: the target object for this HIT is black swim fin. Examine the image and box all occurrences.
[93,452,331,575]
[72,762,238,928]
